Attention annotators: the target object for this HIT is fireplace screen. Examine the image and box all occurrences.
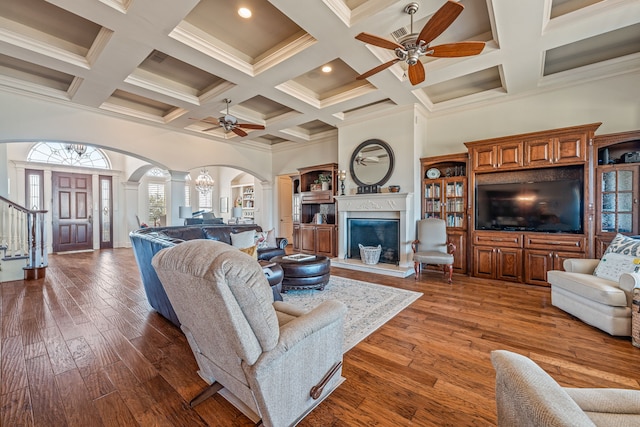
[347,218,399,265]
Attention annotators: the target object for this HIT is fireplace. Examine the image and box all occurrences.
[347,218,399,264]
[333,193,414,277]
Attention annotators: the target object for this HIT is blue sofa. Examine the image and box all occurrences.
[130,224,288,326]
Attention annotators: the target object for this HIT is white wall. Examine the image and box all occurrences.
[271,135,339,177]
[0,144,7,198]
[422,72,640,157]
[338,104,419,197]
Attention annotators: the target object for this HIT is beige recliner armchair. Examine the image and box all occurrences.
[152,239,347,427]
[491,350,640,426]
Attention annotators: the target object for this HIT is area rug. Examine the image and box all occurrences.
[282,276,422,353]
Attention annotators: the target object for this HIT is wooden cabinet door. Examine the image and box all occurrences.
[524,138,553,166]
[300,225,316,253]
[316,225,335,256]
[555,132,586,164]
[524,249,553,286]
[554,251,585,271]
[471,146,496,172]
[594,235,612,258]
[497,142,523,169]
[473,246,495,279]
[496,248,522,282]
[448,231,466,273]
[525,249,585,286]
[292,224,300,251]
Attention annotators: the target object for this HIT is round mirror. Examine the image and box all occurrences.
[349,139,395,187]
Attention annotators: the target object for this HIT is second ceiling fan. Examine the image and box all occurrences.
[355,1,485,85]
[200,99,265,137]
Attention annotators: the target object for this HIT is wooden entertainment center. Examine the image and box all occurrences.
[421,123,640,286]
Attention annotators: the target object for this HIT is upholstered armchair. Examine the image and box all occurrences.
[412,218,456,282]
[492,350,640,426]
[152,239,347,427]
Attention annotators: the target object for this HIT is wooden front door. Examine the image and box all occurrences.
[52,172,93,252]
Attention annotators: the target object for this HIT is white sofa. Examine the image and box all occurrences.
[547,258,638,336]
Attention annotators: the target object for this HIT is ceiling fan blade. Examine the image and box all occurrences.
[202,126,218,132]
[231,127,248,137]
[190,117,218,125]
[355,32,403,51]
[417,1,464,45]
[408,62,425,85]
[356,59,401,80]
[236,123,265,130]
[428,41,485,57]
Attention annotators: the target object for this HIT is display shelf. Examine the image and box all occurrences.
[420,153,469,273]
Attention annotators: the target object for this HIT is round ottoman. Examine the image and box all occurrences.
[269,255,330,291]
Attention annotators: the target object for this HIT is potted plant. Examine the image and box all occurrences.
[317,174,331,191]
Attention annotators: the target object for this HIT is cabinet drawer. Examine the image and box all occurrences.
[524,234,585,252]
[473,232,522,248]
[301,191,333,203]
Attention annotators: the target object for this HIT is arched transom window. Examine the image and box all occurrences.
[27,142,111,169]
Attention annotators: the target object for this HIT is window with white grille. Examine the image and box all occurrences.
[148,182,166,226]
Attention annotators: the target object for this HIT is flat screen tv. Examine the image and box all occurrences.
[475,166,584,233]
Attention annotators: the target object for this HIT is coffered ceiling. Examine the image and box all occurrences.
[0,0,638,147]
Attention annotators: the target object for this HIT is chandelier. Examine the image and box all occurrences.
[65,143,87,157]
[195,169,215,195]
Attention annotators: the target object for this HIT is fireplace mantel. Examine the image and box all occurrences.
[334,192,412,213]
[333,193,414,277]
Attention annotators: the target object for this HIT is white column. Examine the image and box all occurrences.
[259,180,273,229]
[110,174,122,247]
[168,171,189,226]
[123,181,140,238]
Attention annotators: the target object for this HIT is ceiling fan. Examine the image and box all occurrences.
[198,99,265,137]
[355,1,485,85]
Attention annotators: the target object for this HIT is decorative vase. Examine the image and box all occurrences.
[321,182,330,191]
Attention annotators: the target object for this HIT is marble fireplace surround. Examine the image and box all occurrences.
[333,193,414,278]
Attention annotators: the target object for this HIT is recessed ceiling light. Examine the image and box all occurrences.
[238,7,252,18]
[322,65,332,73]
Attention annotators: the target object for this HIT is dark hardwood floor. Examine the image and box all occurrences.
[1,248,638,426]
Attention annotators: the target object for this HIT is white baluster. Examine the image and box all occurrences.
[8,205,14,256]
[19,210,27,256]
[0,202,5,248]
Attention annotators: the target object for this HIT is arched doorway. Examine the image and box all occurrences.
[27,142,113,252]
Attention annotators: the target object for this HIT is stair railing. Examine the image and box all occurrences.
[0,195,48,278]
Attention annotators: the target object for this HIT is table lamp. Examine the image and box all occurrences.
[178,206,192,225]
[232,206,243,223]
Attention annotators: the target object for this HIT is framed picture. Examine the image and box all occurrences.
[220,197,229,213]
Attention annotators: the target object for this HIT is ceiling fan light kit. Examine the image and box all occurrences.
[355,0,486,85]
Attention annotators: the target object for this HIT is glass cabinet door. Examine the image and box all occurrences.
[445,178,466,228]
[292,193,301,223]
[598,167,638,234]
[424,181,442,218]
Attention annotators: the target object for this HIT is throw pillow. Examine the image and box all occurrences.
[593,252,640,282]
[604,233,640,257]
[256,228,277,249]
[238,245,258,260]
[231,230,256,248]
